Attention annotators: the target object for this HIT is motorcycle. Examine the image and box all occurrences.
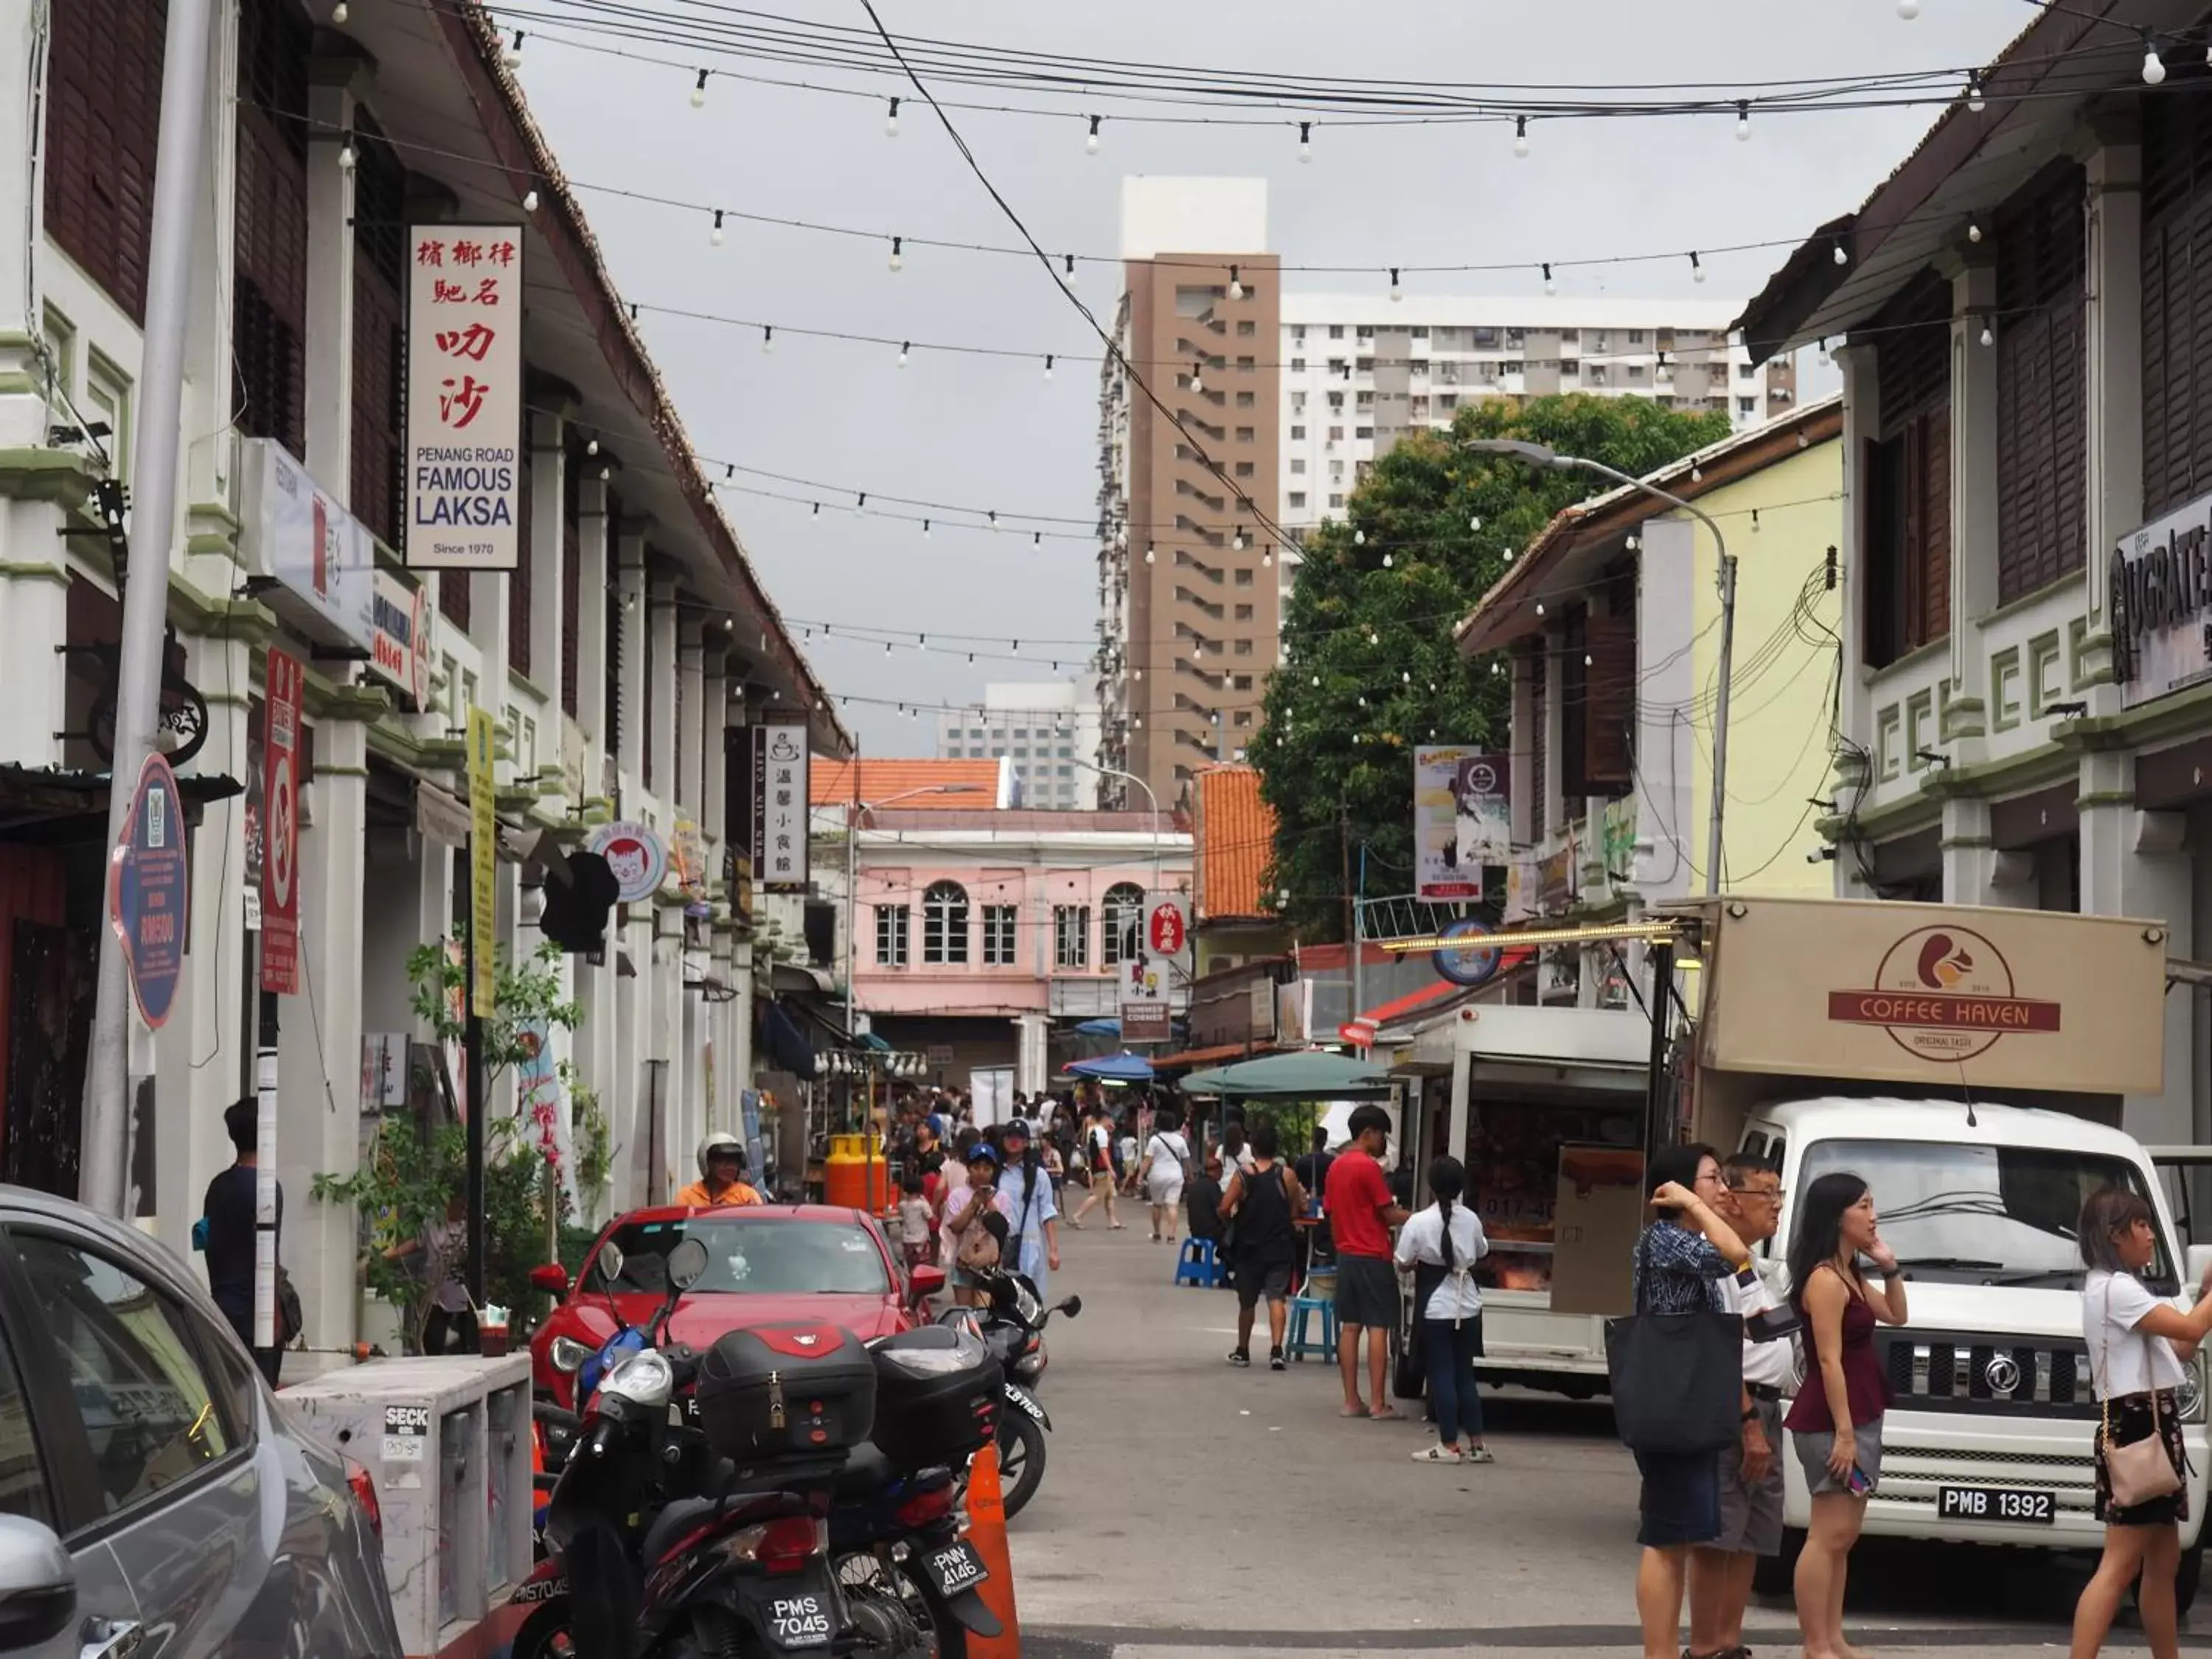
[937,1266,1079,1521]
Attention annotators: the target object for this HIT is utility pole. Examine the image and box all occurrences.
[82,0,216,1217]
[1704,554,1739,896]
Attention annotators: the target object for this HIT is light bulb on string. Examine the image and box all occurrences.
[1232,529,1245,551]
[1086,114,1102,154]
[885,97,900,137]
[1144,544,1156,564]
[1542,262,1556,296]
[1190,363,1204,394]
[1262,546,1274,567]
[888,236,904,273]
[853,493,867,516]
[1512,114,1531,159]
[1535,602,1545,617]
[690,69,708,108]
[1736,100,1751,142]
[1354,529,1366,546]
[1980,321,1994,347]
[521,189,540,212]
[1297,121,1312,164]
[331,1,347,21]
[2144,34,2168,84]
[502,29,524,66]
[1897,0,1918,16]
[1388,268,1403,303]
[1063,254,1077,288]
[1691,251,1705,283]
[1751,509,1762,533]
[1043,355,1054,381]
[1584,653,1594,667]
[709,209,725,246]
[586,437,599,457]
[1832,240,1848,267]
[761,325,774,353]
[1627,533,1640,550]
[897,341,910,369]
[1228,265,1244,302]
[922,519,931,538]
[1382,552,1393,567]
[338,133,356,171]
[1967,73,1986,113]
[1470,515,1482,532]
[988,511,999,532]
[1967,220,1982,243]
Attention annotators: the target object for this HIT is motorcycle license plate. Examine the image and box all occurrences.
[1937,1485,2054,1525]
[739,1577,835,1650]
[922,1539,990,1599]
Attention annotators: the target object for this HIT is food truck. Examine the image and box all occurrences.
[1408,896,2211,1600]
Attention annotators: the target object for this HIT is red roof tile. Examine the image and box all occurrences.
[810,758,1003,810]
[1194,765,1276,922]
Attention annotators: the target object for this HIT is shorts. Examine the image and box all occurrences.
[1712,1397,1786,1555]
[1237,1259,1292,1308]
[1634,1447,1722,1548]
[1792,1419,1884,1498]
[1147,1177,1184,1208]
[1334,1254,1398,1329]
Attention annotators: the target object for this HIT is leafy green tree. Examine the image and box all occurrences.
[1257,395,1729,938]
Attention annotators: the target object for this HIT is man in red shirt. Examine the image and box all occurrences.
[1325,1104,1411,1418]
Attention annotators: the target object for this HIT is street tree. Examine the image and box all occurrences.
[1256,394,1728,939]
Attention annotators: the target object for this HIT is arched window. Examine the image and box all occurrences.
[922,880,970,965]
[1102,883,1145,966]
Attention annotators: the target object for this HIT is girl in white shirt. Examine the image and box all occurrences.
[1394,1155,1492,1464]
[1137,1107,1192,1242]
[2071,1185,2212,1659]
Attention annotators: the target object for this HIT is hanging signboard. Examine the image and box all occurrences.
[260,647,303,995]
[751,721,810,893]
[465,705,498,1018]
[405,225,523,570]
[1413,744,1481,900]
[1121,890,1189,1043]
[1455,753,1511,871]
[369,567,433,709]
[108,752,189,1030]
[243,439,378,650]
[588,820,668,905]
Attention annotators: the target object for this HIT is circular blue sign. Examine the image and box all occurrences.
[1432,917,1503,988]
[108,753,189,1029]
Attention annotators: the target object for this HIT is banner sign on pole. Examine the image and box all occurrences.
[405,226,522,571]
[1122,890,1189,1044]
[1413,744,1482,899]
[260,647,303,995]
[1455,753,1512,872]
[108,752,189,1030]
[751,720,810,893]
[465,705,498,1018]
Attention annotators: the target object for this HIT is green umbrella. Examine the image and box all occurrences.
[1178,1050,1392,1099]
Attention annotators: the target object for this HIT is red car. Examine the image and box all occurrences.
[529,1204,944,1406]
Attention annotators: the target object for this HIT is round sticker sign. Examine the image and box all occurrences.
[1431,917,1503,988]
[108,752,189,1029]
[1146,902,1186,958]
[588,820,669,905]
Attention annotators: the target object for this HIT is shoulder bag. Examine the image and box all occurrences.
[1604,1229,1744,1455]
[2099,1276,2184,1507]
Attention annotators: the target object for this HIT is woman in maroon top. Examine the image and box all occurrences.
[1784,1172,1908,1659]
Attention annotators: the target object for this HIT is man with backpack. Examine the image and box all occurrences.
[1220,1121,1306,1369]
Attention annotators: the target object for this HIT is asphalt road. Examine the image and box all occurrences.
[1006,1220,2206,1658]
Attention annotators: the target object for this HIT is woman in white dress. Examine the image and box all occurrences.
[1136,1105,1192,1243]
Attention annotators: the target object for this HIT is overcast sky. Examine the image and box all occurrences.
[513,0,2031,758]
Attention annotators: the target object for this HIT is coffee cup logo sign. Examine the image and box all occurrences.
[588,821,668,905]
[1825,925,2062,1062]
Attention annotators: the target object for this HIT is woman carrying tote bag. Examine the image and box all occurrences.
[1621,1143,1749,1659]
[2070,1186,2212,1659]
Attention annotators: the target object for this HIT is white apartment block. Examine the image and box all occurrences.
[1277,296,1798,535]
[936,683,1105,810]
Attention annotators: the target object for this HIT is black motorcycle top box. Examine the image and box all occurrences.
[696,1322,877,1462]
[867,1324,1002,1467]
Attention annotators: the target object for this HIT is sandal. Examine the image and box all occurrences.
[1367,1407,1405,1422]
[1411,1444,1462,1463]
[1338,1404,1371,1419]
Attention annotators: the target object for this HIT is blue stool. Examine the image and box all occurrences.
[1285,1287,1337,1362]
[1174,1238,1222,1287]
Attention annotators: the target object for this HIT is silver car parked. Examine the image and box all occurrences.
[0,1189,400,1659]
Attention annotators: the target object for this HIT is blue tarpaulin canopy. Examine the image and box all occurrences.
[1062,1051,1155,1082]
[1074,1018,1121,1037]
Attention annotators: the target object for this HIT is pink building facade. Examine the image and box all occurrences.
[846,809,1194,1094]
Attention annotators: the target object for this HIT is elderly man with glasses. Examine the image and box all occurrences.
[1686,1152,1792,1659]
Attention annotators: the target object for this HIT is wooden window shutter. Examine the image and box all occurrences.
[1995,160,2087,604]
[509,446,533,677]
[1582,591,1636,793]
[441,570,471,630]
[232,0,311,461]
[43,0,166,322]
[349,121,406,549]
[2143,78,2212,517]
[1918,404,1951,647]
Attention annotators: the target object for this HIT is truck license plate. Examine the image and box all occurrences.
[1938,1485,2054,1524]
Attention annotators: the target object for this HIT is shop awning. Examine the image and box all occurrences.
[1179,1050,1392,1100]
[0,762,243,844]
[1062,1051,1154,1082]
[1148,1040,1276,1072]
[758,999,818,1081]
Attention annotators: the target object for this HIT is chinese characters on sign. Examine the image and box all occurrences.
[1122,891,1189,1044]
[751,722,810,892]
[260,648,303,995]
[406,228,522,571]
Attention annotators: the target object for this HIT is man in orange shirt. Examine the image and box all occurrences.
[675,1131,763,1208]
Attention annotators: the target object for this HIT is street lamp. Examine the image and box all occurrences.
[844,779,983,1037]
[1070,758,1162,888]
[1465,437,1734,896]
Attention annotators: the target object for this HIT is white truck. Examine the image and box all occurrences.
[1406,897,2211,1602]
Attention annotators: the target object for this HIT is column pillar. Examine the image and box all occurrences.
[2080,748,2193,1144]
[0,0,49,448]
[302,61,364,493]
[1541,624,1565,839]
[650,575,678,802]
[615,529,647,788]
[1949,257,2001,676]
[574,476,609,753]
[529,409,567,700]
[703,659,728,844]
[677,619,704,815]
[1938,793,2034,908]
[0,536,68,767]
[2084,123,2144,694]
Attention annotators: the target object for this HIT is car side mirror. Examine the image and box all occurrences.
[0,1515,75,1650]
[529,1263,570,1304]
[909,1265,947,1301]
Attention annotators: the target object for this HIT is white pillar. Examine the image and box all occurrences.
[2084,126,2143,696]
[182,0,240,518]
[574,477,609,751]
[529,410,566,698]
[0,0,47,448]
[650,576,678,802]
[1949,258,2001,664]
[1939,795,2034,909]
[2080,750,2192,1144]
[703,661,728,844]
[0,552,67,767]
[302,68,359,495]
[616,532,647,784]
[677,619,704,815]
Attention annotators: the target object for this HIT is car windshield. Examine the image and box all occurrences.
[1799,1138,2175,1293]
[594,1217,890,1296]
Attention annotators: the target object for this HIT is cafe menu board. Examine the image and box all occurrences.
[1469,1100,1641,1294]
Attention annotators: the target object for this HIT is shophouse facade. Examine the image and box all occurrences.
[0,0,840,1352]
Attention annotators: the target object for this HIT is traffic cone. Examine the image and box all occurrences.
[962,1441,1020,1656]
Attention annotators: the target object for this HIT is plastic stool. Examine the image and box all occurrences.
[1174,1237,1222,1287]
[1284,1293,1337,1362]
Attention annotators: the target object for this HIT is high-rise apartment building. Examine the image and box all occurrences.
[1095,178,1279,810]
[936,682,1103,809]
[1277,296,1797,538]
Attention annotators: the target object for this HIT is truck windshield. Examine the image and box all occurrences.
[1798,1139,2175,1293]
